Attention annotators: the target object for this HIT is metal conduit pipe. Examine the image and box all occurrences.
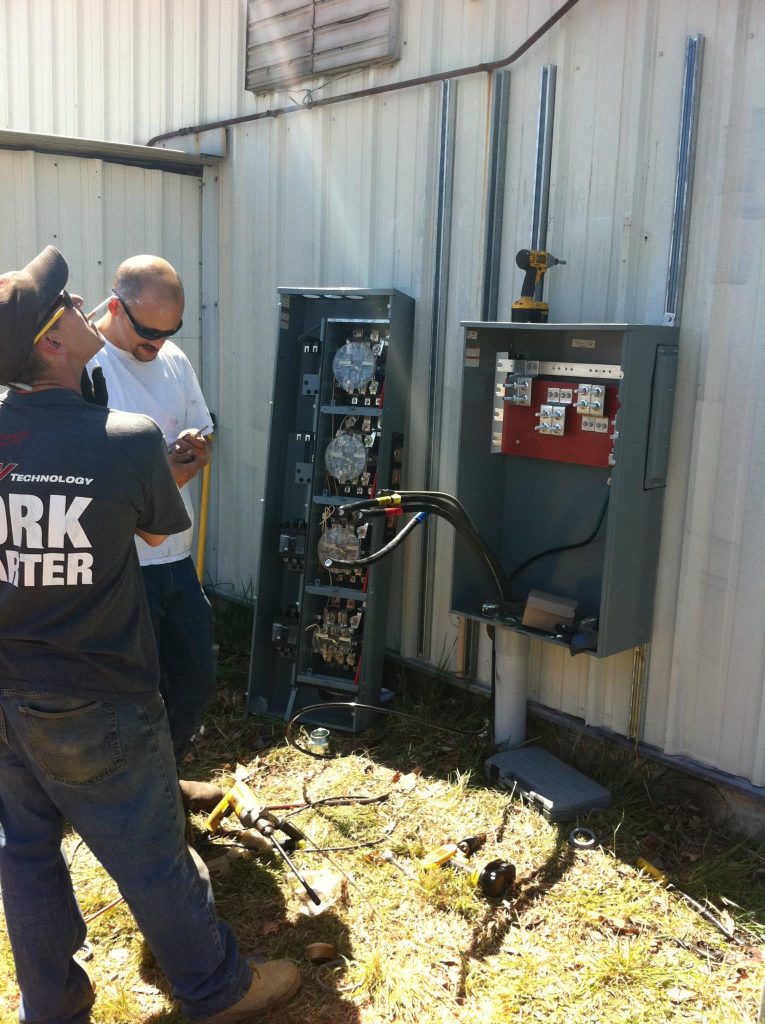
[146,0,582,146]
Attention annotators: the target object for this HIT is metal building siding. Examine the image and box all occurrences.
[2,0,765,785]
[211,84,443,604]
[0,149,201,363]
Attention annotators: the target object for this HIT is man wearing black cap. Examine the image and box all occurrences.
[0,248,300,1023]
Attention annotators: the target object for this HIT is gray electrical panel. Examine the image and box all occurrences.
[453,321,678,657]
[249,287,414,731]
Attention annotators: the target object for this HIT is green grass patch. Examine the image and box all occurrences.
[1,666,763,1023]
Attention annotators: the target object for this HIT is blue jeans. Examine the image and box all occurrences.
[0,691,251,1023]
[142,558,217,763]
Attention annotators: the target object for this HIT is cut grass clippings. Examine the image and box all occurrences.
[1,658,764,1023]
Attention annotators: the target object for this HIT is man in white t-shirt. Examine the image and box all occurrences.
[90,256,221,810]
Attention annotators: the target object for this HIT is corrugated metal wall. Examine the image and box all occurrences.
[1,0,764,786]
[0,150,203,368]
[0,144,205,547]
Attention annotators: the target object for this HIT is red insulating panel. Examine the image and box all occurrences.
[501,378,619,468]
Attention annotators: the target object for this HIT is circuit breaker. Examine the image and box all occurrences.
[248,288,414,731]
[453,321,678,657]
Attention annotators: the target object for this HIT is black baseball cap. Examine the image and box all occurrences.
[0,246,69,384]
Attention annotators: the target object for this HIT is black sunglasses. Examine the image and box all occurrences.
[113,290,183,342]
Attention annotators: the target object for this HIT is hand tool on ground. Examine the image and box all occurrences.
[446,854,516,898]
[206,780,322,905]
[469,858,516,898]
[381,849,419,882]
[511,248,566,322]
[421,833,487,869]
[420,835,514,897]
[637,857,743,944]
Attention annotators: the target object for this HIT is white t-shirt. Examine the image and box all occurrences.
[89,339,212,566]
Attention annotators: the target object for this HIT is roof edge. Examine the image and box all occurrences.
[0,129,220,176]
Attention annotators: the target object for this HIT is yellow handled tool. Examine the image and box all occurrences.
[637,857,741,943]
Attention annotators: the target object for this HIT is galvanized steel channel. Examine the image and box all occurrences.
[531,64,557,300]
[417,79,458,660]
[663,35,705,327]
[482,70,512,321]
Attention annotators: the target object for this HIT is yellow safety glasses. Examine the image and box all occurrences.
[33,290,73,344]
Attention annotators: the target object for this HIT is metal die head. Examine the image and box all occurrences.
[535,403,567,436]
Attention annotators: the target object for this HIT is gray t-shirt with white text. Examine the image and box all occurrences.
[0,388,190,700]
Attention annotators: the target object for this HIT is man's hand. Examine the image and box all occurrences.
[80,367,109,406]
[168,429,212,487]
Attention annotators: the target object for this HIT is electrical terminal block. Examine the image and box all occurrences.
[504,375,533,406]
[575,383,605,414]
[534,403,566,436]
[580,415,610,434]
[312,598,364,669]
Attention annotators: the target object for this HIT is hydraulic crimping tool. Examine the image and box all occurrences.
[205,780,322,905]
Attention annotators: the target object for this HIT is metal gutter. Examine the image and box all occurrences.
[0,129,219,176]
[147,0,582,146]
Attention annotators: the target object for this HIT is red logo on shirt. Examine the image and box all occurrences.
[0,463,18,480]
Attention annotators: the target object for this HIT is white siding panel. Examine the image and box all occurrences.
[0,148,201,376]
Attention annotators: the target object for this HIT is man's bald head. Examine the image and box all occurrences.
[99,255,185,362]
[113,255,184,308]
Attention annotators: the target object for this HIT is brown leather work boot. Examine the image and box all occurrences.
[199,960,301,1022]
[178,779,225,813]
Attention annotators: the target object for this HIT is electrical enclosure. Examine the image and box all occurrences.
[453,321,679,657]
[249,287,414,731]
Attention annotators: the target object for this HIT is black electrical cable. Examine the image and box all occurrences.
[286,701,486,759]
[382,491,509,595]
[391,501,509,601]
[325,511,427,569]
[507,489,610,585]
[389,503,507,599]
[336,491,511,601]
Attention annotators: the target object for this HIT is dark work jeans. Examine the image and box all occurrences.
[141,557,217,764]
[0,691,251,1022]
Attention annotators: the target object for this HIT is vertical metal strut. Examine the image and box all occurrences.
[531,65,557,304]
[482,70,512,320]
[664,35,705,327]
[417,79,457,659]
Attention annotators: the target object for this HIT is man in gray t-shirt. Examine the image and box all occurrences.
[0,248,299,1023]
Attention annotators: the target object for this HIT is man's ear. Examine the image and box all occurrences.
[109,296,121,315]
[36,333,62,355]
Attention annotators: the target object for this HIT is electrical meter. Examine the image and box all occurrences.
[249,288,414,733]
[332,340,376,392]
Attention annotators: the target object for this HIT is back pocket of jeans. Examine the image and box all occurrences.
[20,701,125,785]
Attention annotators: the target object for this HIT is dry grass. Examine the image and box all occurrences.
[2,656,764,1024]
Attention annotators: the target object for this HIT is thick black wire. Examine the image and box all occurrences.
[339,494,510,601]
[286,701,486,758]
[325,512,425,568]
[383,491,509,597]
[336,486,609,603]
[507,489,610,584]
